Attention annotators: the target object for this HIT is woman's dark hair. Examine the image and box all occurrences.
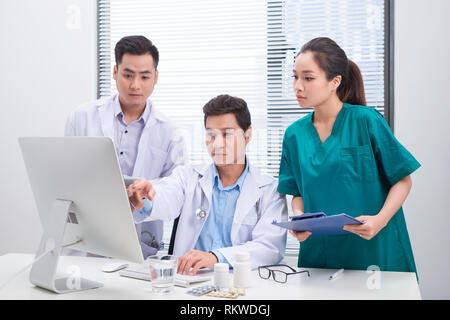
[298,37,366,106]
[203,94,251,132]
[115,35,159,69]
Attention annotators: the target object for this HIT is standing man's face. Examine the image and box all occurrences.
[113,53,158,109]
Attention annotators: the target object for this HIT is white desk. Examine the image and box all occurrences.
[0,253,421,300]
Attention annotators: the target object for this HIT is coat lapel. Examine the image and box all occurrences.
[181,163,214,249]
[98,95,115,140]
[230,168,260,241]
[132,100,167,179]
[196,163,213,214]
[132,124,151,178]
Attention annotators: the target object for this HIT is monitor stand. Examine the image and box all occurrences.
[29,199,103,293]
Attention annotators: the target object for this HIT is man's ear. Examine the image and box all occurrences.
[244,126,252,145]
[113,65,118,81]
[154,69,159,85]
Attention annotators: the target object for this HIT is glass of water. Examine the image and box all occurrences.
[146,254,178,294]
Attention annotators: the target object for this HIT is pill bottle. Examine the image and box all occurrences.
[233,251,251,288]
[214,263,230,290]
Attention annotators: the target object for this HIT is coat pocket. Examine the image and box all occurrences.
[140,146,169,177]
[236,211,259,243]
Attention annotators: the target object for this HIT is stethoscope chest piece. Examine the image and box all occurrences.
[196,208,208,220]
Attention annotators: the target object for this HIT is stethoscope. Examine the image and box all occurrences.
[141,230,161,250]
[195,208,208,220]
[195,191,209,221]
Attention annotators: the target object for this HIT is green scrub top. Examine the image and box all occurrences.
[278,103,421,274]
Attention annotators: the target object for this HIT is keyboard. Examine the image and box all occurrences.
[119,263,213,287]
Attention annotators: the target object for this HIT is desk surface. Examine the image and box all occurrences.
[0,253,421,300]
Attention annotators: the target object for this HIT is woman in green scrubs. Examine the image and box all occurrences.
[278,37,420,273]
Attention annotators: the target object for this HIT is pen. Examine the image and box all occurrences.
[329,268,344,280]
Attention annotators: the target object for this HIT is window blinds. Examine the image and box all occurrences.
[98,0,268,169]
[98,0,385,254]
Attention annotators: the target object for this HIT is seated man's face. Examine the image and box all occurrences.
[205,113,251,167]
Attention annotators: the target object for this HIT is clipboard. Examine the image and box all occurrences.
[272,212,363,236]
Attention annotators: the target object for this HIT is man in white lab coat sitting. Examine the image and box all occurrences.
[128,94,288,274]
[64,35,185,258]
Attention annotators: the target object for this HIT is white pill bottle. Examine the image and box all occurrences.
[214,263,230,290]
[233,251,252,288]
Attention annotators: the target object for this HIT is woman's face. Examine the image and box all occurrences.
[292,51,340,108]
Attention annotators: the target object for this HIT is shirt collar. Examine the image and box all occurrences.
[213,156,249,191]
[113,94,152,124]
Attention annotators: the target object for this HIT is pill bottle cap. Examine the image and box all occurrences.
[235,251,250,262]
[214,263,229,272]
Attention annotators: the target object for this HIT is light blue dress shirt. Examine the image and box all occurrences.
[132,161,249,267]
[194,161,249,265]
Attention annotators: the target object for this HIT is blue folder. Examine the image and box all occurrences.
[272,212,363,237]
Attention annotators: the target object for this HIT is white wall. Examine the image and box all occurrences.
[0,0,97,255]
[395,0,450,299]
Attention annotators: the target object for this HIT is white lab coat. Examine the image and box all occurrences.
[142,161,288,269]
[64,93,185,257]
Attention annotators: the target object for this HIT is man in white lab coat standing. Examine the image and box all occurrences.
[64,35,185,258]
[128,95,288,274]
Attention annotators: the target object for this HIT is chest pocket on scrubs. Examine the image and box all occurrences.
[339,144,376,184]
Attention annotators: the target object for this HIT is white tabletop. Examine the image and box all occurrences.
[0,253,421,300]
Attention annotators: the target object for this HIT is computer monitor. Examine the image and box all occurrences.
[18,137,144,293]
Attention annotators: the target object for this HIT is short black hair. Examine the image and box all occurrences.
[203,94,251,132]
[114,35,159,69]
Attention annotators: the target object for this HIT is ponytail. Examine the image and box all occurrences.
[299,37,367,106]
[337,59,366,106]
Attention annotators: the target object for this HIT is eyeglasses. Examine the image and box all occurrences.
[258,264,310,283]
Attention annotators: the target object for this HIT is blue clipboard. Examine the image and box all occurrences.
[272,212,363,237]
